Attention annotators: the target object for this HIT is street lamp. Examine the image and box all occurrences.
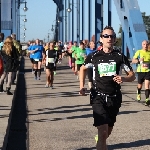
[56,16,68,42]
[67,7,72,12]
[23,1,28,12]
[67,2,78,13]
[23,18,27,22]
[18,15,27,22]
[47,33,54,42]
[67,2,80,43]
[51,25,57,31]
[18,0,28,11]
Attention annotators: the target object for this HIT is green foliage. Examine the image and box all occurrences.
[115,37,122,47]
[118,24,122,35]
[142,12,150,39]
[116,12,150,45]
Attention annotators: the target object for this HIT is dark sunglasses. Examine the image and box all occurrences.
[102,34,116,38]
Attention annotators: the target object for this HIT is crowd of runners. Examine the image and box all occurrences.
[1,25,150,150]
[26,39,102,89]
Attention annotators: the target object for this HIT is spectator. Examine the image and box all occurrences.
[0,36,19,95]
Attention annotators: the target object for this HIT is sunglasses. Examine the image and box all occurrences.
[102,34,116,38]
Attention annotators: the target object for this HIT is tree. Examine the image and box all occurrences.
[142,12,150,39]
[116,12,150,45]
[115,24,122,47]
[115,37,122,47]
[118,24,122,35]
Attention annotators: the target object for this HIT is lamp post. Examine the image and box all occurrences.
[18,15,27,22]
[18,15,27,42]
[56,16,67,42]
[67,1,80,43]
[48,33,50,42]
[18,0,28,12]
[51,25,57,32]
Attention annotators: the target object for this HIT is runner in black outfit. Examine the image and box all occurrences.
[43,42,58,89]
[79,26,135,150]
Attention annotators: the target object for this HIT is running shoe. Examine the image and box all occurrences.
[54,71,56,75]
[137,94,141,101]
[95,135,98,143]
[145,99,150,106]
[45,84,49,88]
[50,86,53,89]
[0,90,6,93]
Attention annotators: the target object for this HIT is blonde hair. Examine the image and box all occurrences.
[2,36,13,56]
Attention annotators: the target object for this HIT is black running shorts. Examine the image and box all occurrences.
[72,58,76,63]
[90,88,122,127]
[77,64,82,71]
[137,72,150,84]
[30,58,34,63]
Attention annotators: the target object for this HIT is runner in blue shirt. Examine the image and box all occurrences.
[85,41,97,89]
[85,41,96,56]
[27,42,35,74]
[30,39,44,80]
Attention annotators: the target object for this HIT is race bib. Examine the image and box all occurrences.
[34,59,39,61]
[142,63,149,69]
[80,52,85,57]
[98,62,116,77]
[48,58,54,63]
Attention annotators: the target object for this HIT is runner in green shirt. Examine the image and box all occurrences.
[75,42,86,79]
[71,41,78,74]
[132,40,150,106]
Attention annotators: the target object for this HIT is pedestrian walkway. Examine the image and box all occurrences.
[5,57,150,150]
[0,74,19,150]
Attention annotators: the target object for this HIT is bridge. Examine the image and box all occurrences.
[0,0,150,149]
[0,0,148,59]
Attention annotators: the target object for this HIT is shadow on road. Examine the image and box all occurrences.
[108,139,150,149]
[76,139,150,150]
[6,57,28,150]
[77,147,96,150]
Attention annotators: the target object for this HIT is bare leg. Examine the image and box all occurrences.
[46,69,50,86]
[96,124,108,150]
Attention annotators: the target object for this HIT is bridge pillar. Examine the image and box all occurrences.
[108,0,111,26]
[95,0,103,45]
[71,0,74,42]
[77,0,80,44]
[81,0,85,40]
[88,0,92,42]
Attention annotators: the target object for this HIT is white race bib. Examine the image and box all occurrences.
[48,58,54,63]
[98,62,116,77]
[34,59,39,61]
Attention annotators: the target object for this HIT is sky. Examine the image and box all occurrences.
[20,0,150,42]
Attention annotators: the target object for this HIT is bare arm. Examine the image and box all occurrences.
[113,70,135,84]
[132,58,139,64]
[79,65,87,89]
[123,70,136,82]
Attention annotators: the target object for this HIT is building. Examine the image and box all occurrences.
[1,0,24,40]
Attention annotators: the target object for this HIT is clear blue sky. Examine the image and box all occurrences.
[20,0,150,42]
